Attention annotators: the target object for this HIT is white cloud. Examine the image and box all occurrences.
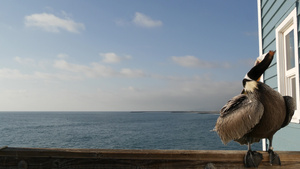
[54,60,88,72]
[172,55,231,69]
[14,56,35,65]
[133,12,162,28]
[54,59,146,79]
[172,55,215,68]
[54,60,114,77]
[100,52,122,63]
[0,68,32,79]
[24,13,85,33]
[33,71,82,81]
[90,62,117,77]
[0,67,81,81]
[100,52,132,63]
[14,56,51,69]
[120,68,145,78]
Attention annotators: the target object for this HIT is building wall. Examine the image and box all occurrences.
[259,0,300,151]
[260,0,298,89]
[273,123,300,151]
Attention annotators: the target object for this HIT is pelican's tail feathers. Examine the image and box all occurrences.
[281,96,296,128]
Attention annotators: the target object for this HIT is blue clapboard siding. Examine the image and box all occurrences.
[260,0,298,89]
[264,64,278,90]
[272,123,300,151]
[258,0,300,151]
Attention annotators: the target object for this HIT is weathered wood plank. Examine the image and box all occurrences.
[0,147,300,168]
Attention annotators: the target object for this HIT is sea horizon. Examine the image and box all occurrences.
[0,110,219,114]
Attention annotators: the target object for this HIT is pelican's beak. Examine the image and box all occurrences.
[257,76,261,82]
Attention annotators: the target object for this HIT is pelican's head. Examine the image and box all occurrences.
[242,50,275,93]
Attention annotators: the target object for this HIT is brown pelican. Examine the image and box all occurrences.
[214,51,295,167]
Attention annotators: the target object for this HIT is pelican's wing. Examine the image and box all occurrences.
[281,96,296,128]
[215,94,264,145]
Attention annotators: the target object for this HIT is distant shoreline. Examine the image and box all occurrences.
[171,111,219,114]
[130,111,219,114]
[0,111,220,114]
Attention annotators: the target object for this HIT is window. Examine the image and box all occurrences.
[284,28,297,109]
[275,8,300,123]
[285,29,295,70]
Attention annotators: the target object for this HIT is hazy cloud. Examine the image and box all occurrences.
[54,60,146,78]
[0,68,32,79]
[33,71,82,81]
[24,13,85,33]
[0,67,81,81]
[172,55,215,68]
[100,52,132,63]
[54,60,115,77]
[14,56,35,65]
[120,68,145,78]
[57,53,69,59]
[172,55,231,69]
[92,76,241,111]
[133,12,162,28]
[14,56,50,69]
[0,68,240,111]
[100,53,122,63]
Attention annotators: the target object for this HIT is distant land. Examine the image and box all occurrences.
[130,111,219,114]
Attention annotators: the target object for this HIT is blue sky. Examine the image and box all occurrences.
[0,0,259,111]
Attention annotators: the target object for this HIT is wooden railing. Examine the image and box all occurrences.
[0,147,300,168]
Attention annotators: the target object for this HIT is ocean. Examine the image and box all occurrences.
[0,111,261,150]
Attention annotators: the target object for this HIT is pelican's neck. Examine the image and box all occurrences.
[244,80,258,93]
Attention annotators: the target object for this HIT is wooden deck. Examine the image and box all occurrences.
[0,147,300,168]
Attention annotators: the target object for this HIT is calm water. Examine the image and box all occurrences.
[0,111,261,150]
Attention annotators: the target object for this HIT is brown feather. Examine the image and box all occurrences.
[215,94,264,145]
[281,96,296,128]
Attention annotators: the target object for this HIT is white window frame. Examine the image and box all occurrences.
[275,8,300,123]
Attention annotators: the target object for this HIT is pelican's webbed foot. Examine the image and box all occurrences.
[244,150,263,168]
[268,149,281,165]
